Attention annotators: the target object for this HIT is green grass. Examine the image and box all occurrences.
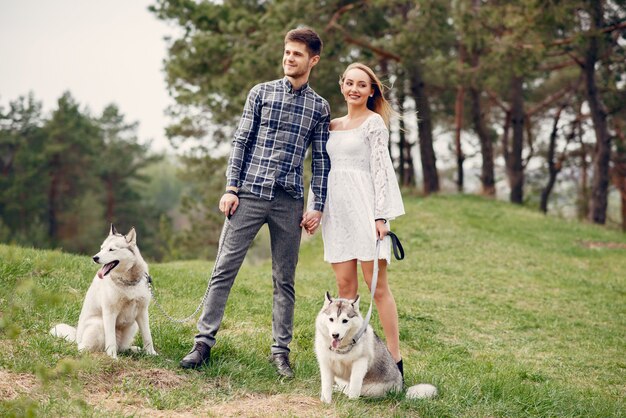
[1,195,625,417]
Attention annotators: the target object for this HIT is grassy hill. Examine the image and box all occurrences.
[1,195,625,417]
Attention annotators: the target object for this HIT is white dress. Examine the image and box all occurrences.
[321,113,405,263]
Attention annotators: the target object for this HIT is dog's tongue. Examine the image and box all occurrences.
[331,339,341,349]
[97,266,106,279]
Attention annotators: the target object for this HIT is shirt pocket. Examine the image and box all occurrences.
[296,112,317,139]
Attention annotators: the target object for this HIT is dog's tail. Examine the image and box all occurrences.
[405,383,438,400]
[49,324,77,342]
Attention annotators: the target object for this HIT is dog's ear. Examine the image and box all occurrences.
[325,291,333,305]
[351,294,360,310]
[109,224,118,236]
[125,227,137,245]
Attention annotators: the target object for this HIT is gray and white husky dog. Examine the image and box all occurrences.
[314,292,437,403]
[50,225,157,359]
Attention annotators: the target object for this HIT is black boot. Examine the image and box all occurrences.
[269,353,294,378]
[180,341,211,369]
[396,359,404,380]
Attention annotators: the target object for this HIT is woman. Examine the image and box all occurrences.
[306,62,405,374]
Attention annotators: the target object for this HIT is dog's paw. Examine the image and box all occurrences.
[320,394,332,404]
[347,384,362,400]
[347,391,360,400]
[141,343,157,355]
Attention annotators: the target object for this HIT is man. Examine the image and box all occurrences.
[179,27,330,378]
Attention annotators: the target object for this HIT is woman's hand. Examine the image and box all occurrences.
[301,210,322,235]
[375,219,388,240]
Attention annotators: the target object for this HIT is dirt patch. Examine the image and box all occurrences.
[81,393,329,418]
[207,393,330,418]
[115,368,185,389]
[0,367,330,417]
[82,367,187,399]
[579,240,626,249]
[84,391,200,418]
[0,370,39,400]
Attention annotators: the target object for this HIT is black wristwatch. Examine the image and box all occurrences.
[225,189,239,197]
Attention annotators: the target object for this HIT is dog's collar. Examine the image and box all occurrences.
[112,275,143,287]
[110,269,149,287]
[329,336,359,355]
[330,344,355,355]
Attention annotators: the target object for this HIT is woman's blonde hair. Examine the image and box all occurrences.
[339,62,394,127]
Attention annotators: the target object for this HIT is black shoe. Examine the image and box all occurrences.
[269,353,294,378]
[180,341,211,369]
[396,358,404,377]
[397,359,404,386]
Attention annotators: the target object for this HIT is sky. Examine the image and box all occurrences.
[0,0,177,152]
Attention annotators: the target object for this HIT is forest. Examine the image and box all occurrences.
[1,0,625,260]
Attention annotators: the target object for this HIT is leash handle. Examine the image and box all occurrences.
[387,231,405,260]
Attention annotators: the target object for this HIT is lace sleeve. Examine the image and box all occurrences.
[368,115,405,220]
[368,120,391,219]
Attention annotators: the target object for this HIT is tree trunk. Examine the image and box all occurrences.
[469,88,495,196]
[454,84,465,192]
[508,76,525,204]
[398,100,406,184]
[622,185,626,232]
[540,106,565,213]
[454,41,466,192]
[396,76,415,187]
[541,171,558,214]
[409,65,439,194]
[403,139,416,187]
[614,165,626,232]
[578,135,590,220]
[379,59,392,157]
[585,0,611,224]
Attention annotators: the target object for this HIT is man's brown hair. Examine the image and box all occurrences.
[284,27,323,57]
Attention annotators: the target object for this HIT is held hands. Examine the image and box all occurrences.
[375,219,389,240]
[219,193,239,217]
[301,210,322,235]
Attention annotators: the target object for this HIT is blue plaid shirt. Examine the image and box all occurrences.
[226,77,331,211]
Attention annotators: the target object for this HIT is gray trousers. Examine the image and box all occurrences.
[195,187,304,355]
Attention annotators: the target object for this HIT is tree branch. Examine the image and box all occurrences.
[325,3,402,62]
[486,89,509,113]
[526,82,579,117]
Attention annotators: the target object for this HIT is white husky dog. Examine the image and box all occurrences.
[314,292,437,403]
[50,225,157,359]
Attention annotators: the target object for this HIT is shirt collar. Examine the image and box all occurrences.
[282,77,309,96]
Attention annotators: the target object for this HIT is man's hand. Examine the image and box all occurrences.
[301,210,322,235]
[219,193,239,217]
